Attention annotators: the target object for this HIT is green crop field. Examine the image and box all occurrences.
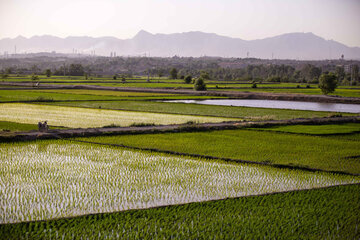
[78,129,360,174]
[2,141,357,224]
[3,79,358,97]
[0,89,226,102]
[1,73,360,239]
[1,184,359,239]
[33,89,175,97]
[326,133,360,141]
[0,103,235,128]
[0,89,124,101]
[47,100,355,120]
[0,121,38,132]
[248,123,360,135]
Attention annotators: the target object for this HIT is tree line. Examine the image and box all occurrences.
[1,56,359,85]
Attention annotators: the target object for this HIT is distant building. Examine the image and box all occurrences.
[344,65,352,73]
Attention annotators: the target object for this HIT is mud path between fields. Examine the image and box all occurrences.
[1,116,359,143]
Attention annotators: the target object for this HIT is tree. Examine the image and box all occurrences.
[69,64,84,76]
[301,64,321,82]
[184,75,192,84]
[45,69,51,78]
[113,74,117,80]
[318,73,338,95]
[31,74,39,81]
[351,65,359,84]
[335,66,345,82]
[170,68,178,79]
[200,70,210,80]
[194,77,207,91]
[157,69,164,79]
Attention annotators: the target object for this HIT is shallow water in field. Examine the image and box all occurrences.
[0,141,359,223]
[163,99,360,113]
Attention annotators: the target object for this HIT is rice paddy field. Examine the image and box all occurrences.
[77,128,360,174]
[248,123,360,135]
[0,89,220,102]
[0,140,359,225]
[46,100,356,120]
[0,103,235,128]
[1,75,360,239]
[1,184,359,239]
[214,87,360,98]
[2,75,360,97]
[0,121,38,132]
[33,82,360,97]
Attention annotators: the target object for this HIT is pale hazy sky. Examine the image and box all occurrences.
[1,0,359,46]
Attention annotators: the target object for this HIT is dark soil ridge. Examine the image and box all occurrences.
[1,183,359,226]
[1,82,360,104]
[1,116,359,143]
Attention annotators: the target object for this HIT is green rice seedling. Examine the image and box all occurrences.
[0,103,235,128]
[248,123,360,135]
[80,129,360,174]
[0,141,358,224]
[47,100,355,120]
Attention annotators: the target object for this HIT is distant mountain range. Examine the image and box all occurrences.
[1,30,359,60]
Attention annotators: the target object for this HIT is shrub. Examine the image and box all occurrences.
[184,75,192,84]
[35,96,53,102]
[267,76,281,82]
[309,78,319,84]
[130,123,156,127]
[45,69,51,77]
[200,71,210,80]
[170,68,178,79]
[318,73,338,95]
[194,78,207,91]
[31,74,39,81]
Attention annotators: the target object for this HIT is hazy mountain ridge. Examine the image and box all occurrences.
[1,30,359,60]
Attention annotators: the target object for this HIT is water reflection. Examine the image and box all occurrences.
[162,99,360,113]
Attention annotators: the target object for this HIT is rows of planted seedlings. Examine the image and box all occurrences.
[0,103,234,128]
[79,129,360,174]
[0,141,359,224]
[1,184,359,239]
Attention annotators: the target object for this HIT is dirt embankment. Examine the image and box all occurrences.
[1,116,359,143]
[1,82,360,104]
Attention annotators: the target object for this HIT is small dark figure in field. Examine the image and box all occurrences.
[38,121,49,132]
